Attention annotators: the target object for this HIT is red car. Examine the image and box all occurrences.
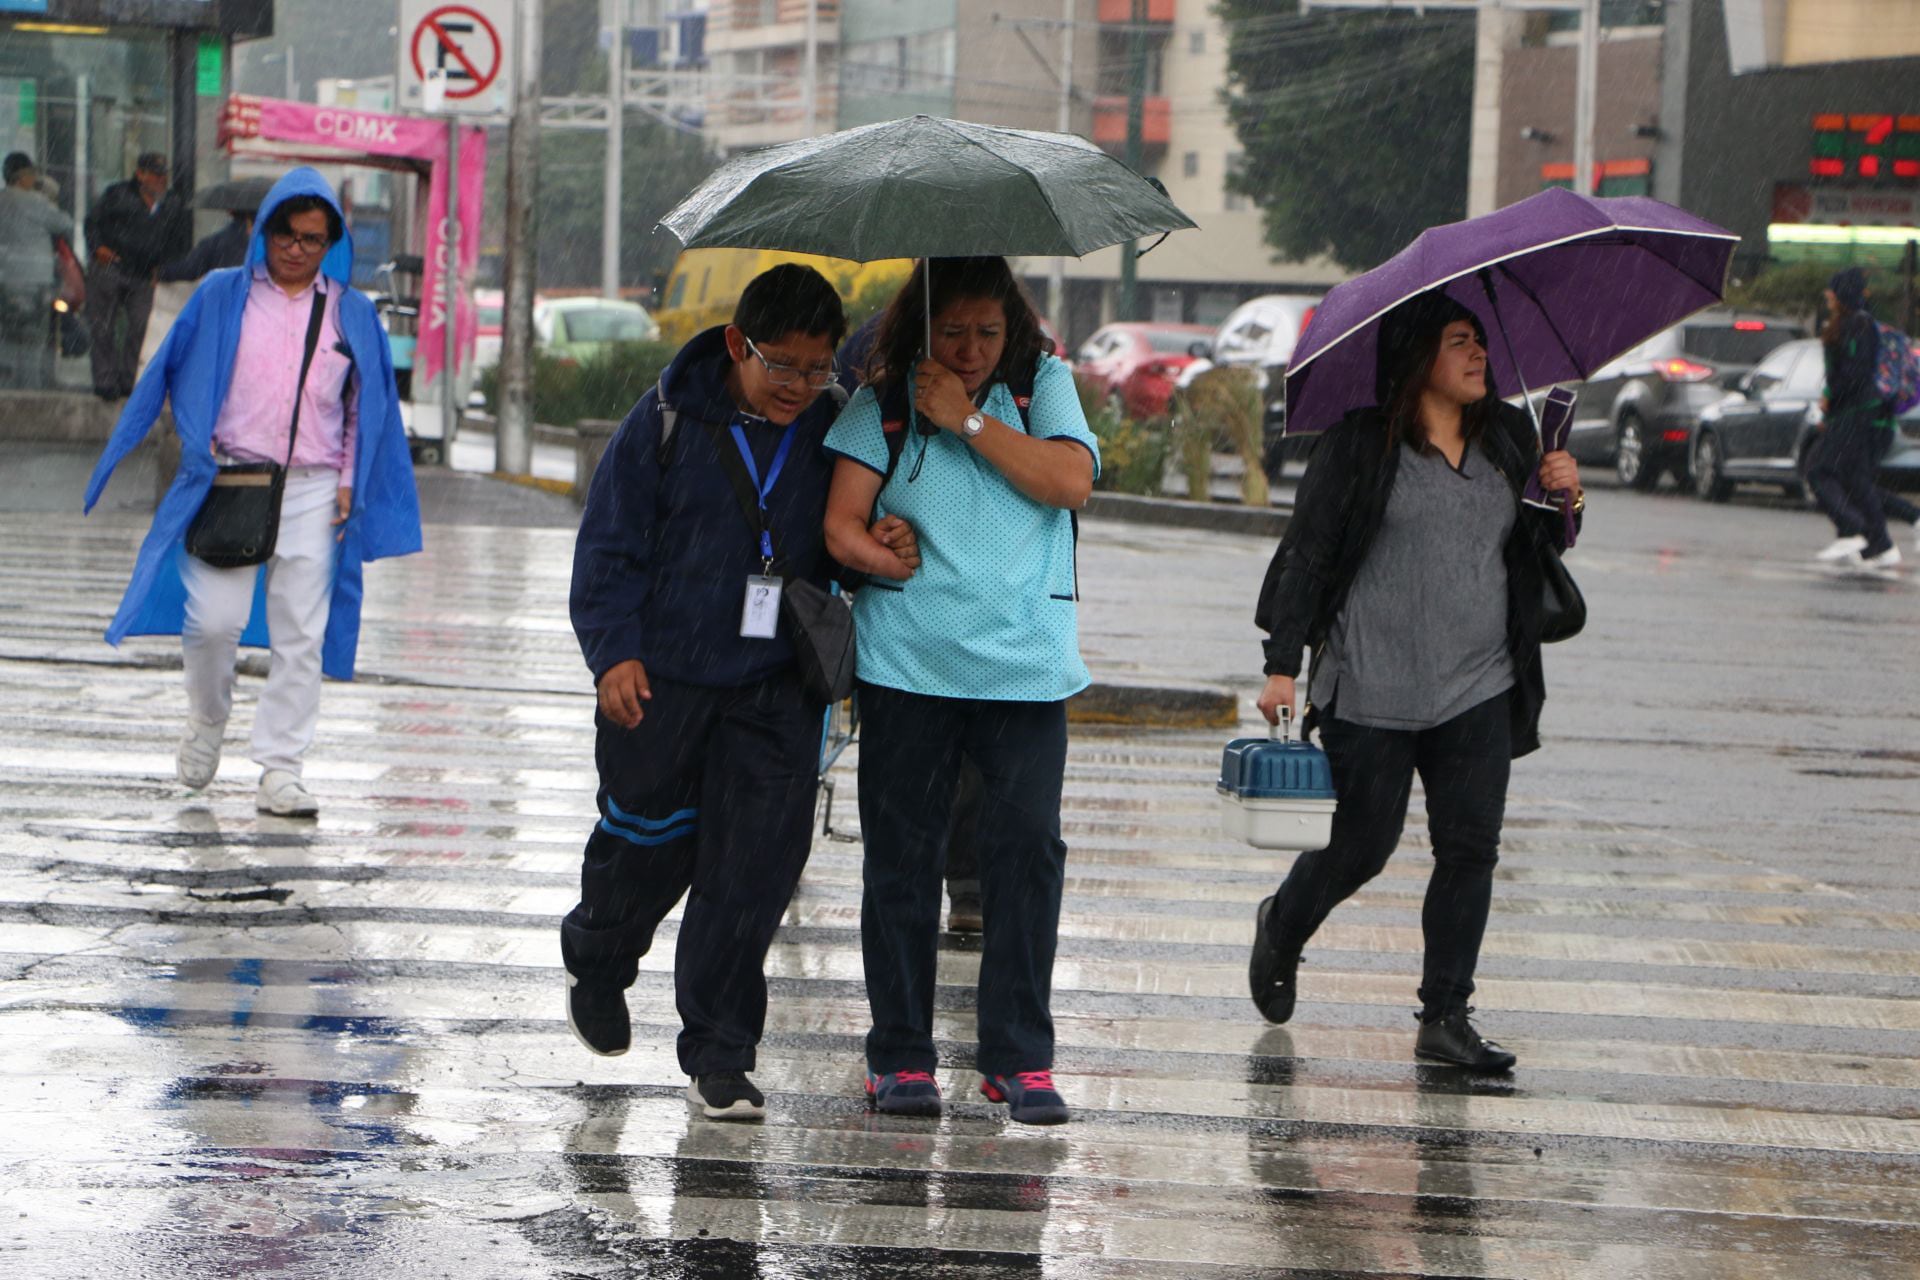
[1073,322,1216,420]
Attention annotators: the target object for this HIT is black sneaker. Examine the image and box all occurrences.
[1249,894,1303,1024]
[565,974,630,1057]
[688,1070,767,1121]
[1414,1008,1518,1073]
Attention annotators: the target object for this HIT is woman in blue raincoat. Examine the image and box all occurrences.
[83,167,421,816]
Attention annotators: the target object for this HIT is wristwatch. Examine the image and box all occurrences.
[961,412,986,439]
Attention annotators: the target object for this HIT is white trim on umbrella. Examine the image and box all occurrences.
[1285,223,1742,385]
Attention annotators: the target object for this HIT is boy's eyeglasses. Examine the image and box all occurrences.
[744,335,837,389]
[270,231,331,255]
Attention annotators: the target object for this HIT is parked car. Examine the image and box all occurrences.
[1562,309,1808,490]
[472,288,504,371]
[1073,322,1216,419]
[1686,335,1920,502]
[533,296,662,363]
[1175,294,1323,479]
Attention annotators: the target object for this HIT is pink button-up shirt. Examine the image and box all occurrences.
[211,267,359,479]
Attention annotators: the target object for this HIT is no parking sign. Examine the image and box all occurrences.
[398,0,515,116]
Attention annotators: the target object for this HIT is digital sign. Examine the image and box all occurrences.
[1811,114,1920,181]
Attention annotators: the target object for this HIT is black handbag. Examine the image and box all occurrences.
[1536,534,1586,644]
[184,289,328,569]
[703,417,858,703]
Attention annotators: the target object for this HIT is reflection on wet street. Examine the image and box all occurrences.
[3,499,1918,1278]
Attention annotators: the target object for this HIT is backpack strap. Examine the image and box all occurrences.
[655,379,681,467]
[876,359,1041,482]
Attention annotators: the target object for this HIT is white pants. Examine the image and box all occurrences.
[181,467,340,776]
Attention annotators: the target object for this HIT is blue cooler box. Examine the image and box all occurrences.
[1217,713,1338,851]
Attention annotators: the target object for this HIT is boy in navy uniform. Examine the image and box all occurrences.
[565,265,920,1119]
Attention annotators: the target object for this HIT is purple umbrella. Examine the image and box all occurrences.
[1283,188,1740,441]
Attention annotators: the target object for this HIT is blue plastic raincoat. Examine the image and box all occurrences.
[83,168,422,681]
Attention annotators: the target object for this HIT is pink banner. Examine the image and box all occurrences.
[418,125,486,387]
[221,96,488,384]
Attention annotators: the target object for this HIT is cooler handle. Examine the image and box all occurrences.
[1271,704,1293,743]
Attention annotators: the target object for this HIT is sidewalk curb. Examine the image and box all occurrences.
[1083,491,1288,538]
[1070,679,1239,729]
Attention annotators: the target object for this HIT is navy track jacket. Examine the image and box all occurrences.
[570,326,841,688]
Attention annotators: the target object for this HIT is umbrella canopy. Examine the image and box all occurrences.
[1283,188,1740,439]
[196,176,277,213]
[659,114,1194,262]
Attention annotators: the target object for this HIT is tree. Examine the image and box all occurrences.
[1218,0,1476,272]
[533,120,720,291]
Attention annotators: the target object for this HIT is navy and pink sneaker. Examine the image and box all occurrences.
[866,1069,943,1117]
[980,1070,1070,1125]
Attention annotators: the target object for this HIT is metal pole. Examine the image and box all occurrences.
[1048,0,1074,332]
[286,46,296,100]
[1573,0,1599,194]
[603,1,623,299]
[1117,0,1145,321]
[803,0,819,135]
[498,0,542,477]
[442,121,461,454]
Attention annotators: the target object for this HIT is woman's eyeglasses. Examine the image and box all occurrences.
[744,335,837,389]
[270,231,331,255]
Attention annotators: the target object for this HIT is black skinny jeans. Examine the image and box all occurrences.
[1810,416,1894,557]
[1265,692,1511,1019]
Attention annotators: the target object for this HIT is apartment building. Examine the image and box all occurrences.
[704,0,840,151]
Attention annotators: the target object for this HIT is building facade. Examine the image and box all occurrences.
[0,0,270,398]
[1022,0,1342,347]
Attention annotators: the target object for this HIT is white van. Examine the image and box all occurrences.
[1176,294,1322,479]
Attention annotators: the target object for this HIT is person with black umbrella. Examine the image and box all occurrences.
[1249,289,1582,1074]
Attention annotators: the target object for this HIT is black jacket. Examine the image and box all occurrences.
[1255,402,1575,758]
[84,179,187,277]
[158,219,250,283]
[1823,309,1887,428]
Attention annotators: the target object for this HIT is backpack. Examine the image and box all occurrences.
[1873,320,1920,415]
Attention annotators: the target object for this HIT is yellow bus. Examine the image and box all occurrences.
[653,249,914,346]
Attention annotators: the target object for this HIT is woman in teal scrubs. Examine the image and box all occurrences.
[823,256,1099,1125]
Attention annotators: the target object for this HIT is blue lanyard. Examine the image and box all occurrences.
[728,420,798,563]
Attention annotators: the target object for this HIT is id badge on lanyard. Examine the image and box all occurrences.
[730,421,797,639]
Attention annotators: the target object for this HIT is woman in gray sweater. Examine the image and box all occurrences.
[1250,290,1582,1073]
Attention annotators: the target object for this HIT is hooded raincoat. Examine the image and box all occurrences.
[82,168,422,680]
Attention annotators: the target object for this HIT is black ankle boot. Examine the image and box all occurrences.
[1249,895,1303,1024]
[1414,1007,1517,1073]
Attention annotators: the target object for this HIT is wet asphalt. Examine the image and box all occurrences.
[1,465,1917,1278]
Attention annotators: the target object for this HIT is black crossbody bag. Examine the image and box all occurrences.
[184,288,329,569]
[702,418,857,704]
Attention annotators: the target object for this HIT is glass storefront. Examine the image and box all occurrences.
[0,24,174,391]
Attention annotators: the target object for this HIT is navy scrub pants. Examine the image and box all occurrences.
[560,670,820,1076]
[855,682,1070,1078]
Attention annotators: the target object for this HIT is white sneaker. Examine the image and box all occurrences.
[257,769,319,817]
[1865,545,1903,569]
[176,717,225,789]
[1815,535,1869,562]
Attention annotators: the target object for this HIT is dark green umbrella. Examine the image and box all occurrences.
[660,115,1195,349]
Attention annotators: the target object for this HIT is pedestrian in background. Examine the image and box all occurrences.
[564,264,919,1122]
[160,209,254,284]
[84,151,184,400]
[1250,290,1582,1074]
[824,255,1098,1125]
[1810,267,1902,568]
[83,168,421,816]
[0,152,72,389]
